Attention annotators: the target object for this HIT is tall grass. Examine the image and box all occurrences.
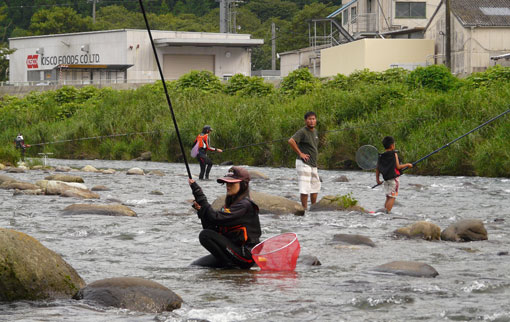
[1,67,510,177]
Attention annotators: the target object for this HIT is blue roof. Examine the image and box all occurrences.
[327,0,357,18]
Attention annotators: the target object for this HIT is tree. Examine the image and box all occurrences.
[29,7,92,35]
[244,0,298,22]
[93,5,145,30]
[0,44,14,81]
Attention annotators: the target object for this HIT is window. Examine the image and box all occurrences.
[351,6,357,21]
[395,2,426,18]
[343,10,349,25]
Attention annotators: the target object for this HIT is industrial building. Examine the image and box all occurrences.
[9,29,263,85]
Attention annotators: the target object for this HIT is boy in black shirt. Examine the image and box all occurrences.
[375,136,412,213]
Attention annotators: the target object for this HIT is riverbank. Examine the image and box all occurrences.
[1,66,510,177]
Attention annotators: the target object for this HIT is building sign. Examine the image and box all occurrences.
[26,53,101,69]
[26,55,39,69]
[41,53,101,66]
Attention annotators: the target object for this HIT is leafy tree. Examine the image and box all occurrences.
[244,0,298,22]
[0,43,14,81]
[93,5,145,30]
[277,2,335,53]
[29,7,92,35]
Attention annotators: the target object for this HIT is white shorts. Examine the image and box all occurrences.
[384,177,399,198]
[296,159,321,194]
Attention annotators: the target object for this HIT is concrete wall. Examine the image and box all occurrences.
[279,48,320,77]
[320,38,434,77]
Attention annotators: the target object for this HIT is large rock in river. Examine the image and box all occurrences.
[441,219,488,242]
[73,277,182,313]
[212,190,305,216]
[309,195,366,212]
[0,228,85,301]
[0,174,16,184]
[127,167,145,175]
[81,165,98,172]
[38,180,99,199]
[0,181,40,190]
[394,221,441,241]
[373,261,439,278]
[62,204,137,217]
[44,174,84,183]
[333,234,375,247]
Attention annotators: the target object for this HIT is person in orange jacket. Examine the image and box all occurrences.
[195,125,222,180]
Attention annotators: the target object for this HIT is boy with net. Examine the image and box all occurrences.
[375,136,413,213]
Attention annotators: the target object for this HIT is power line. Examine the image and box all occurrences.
[4,0,157,9]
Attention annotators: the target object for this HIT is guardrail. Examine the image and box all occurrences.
[0,79,159,87]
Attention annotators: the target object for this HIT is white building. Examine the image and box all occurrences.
[9,29,263,85]
[425,0,510,75]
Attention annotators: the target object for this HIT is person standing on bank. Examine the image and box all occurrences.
[288,111,321,210]
[195,125,222,180]
[188,166,261,269]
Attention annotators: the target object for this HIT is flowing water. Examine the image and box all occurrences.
[1,159,509,322]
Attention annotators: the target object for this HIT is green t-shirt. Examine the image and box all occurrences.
[292,126,319,167]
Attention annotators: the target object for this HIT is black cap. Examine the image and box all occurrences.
[203,125,213,132]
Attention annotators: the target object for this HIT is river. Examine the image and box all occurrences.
[1,159,509,322]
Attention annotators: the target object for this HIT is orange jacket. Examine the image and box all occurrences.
[196,133,216,152]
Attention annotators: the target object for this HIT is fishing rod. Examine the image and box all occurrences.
[371,108,510,189]
[138,0,192,179]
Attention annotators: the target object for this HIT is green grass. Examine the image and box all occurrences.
[1,67,510,177]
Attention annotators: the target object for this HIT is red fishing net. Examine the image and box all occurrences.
[251,233,300,271]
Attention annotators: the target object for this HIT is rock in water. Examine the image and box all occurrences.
[127,167,145,175]
[333,234,376,247]
[394,221,441,241]
[441,219,488,242]
[44,174,84,183]
[62,204,137,217]
[73,277,182,313]
[81,165,98,172]
[309,195,366,212]
[0,228,85,301]
[211,190,304,216]
[373,261,439,278]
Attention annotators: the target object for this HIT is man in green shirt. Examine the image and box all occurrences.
[288,111,321,209]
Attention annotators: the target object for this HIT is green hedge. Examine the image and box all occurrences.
[1,66,510,177]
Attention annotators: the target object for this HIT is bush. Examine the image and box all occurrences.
[176,70,223,93]
[466,65,510,88]
[324,73,348,90]
[54,86,79,104]
[280,68,319,95]
[225,74,274,97]
[407,65,459,91]
[0,145,21,165]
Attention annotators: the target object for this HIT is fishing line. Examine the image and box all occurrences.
[222,117,434,152]
[29,130,166,147]
[371,108,510,189]
[138,0,192,179]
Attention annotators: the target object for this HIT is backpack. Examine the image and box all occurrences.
[190,139,199,158]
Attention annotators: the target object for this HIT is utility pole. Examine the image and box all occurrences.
[271,22,276,70]
[88,0,98,24]
[445,0,451,70]
[217,0,228,33]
